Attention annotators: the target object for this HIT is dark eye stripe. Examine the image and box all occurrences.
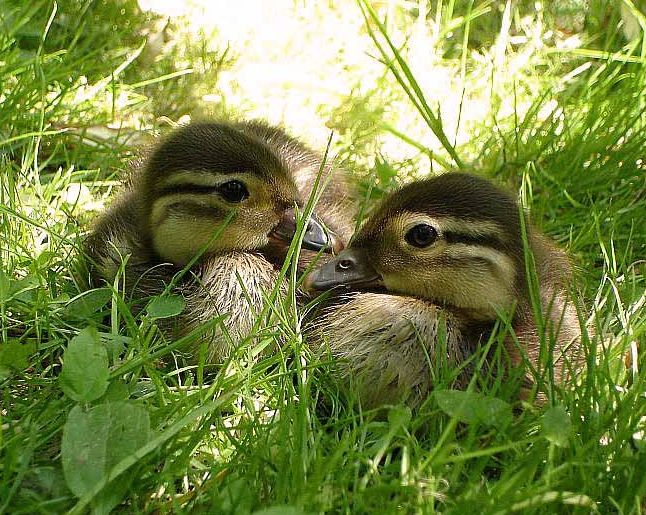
[435,254,494,269]
[155,184,220,198]
[443,231,507,251]
[436,253,514,283]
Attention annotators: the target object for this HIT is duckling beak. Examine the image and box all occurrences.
[270,208,344,253]
[304,248,382,291]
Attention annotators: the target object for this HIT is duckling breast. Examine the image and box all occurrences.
[177,251,286,363]
[309,292,470,409]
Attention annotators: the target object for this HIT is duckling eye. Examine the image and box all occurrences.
[217,180,249,203]
[405,224,438,248]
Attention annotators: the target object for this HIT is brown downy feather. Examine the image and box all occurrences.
[311,292,471,409]
[509,233,585,395]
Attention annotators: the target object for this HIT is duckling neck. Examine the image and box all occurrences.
[180,251,285,362]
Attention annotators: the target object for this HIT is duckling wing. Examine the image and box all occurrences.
[83,190,170,292]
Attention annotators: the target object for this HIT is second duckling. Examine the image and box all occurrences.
[306,172,583,408]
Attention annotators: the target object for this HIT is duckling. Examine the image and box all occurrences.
[305,172,583,409]
[85,120,353,363]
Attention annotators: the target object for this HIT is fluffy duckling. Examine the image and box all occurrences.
[306,172,583,408]
[85,121,353,362]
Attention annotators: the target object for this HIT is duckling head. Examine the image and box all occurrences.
[137,122,341,265]
[306,172,530,320]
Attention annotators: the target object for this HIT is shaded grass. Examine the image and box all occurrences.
[1,1,645,513]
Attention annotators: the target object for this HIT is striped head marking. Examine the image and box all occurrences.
[140,122,327,265]
[308,173,528,319]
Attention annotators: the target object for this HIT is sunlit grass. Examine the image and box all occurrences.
[1,0,644,513]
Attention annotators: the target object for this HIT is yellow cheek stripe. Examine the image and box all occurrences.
[387,213,504,241]
[160,170,223,188]
[150,193,220,226]
[443,244,516,283]
[383,248,516,314]
[152,216,270,265]
[152,217,220,265]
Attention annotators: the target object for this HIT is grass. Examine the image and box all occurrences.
[1,0,645,513]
